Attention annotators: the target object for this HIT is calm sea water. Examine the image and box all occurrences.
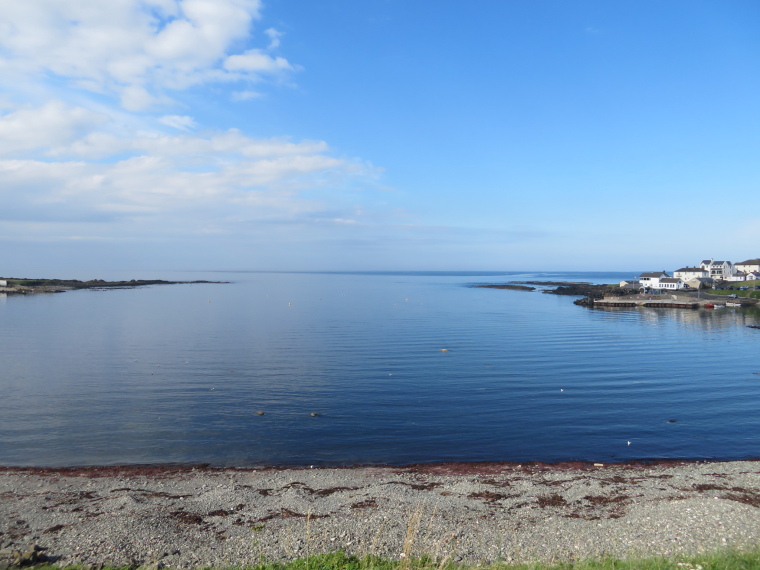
[1,270,759,467]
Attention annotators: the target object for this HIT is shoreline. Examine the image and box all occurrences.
[475,280,760,308]
[0,278,227,295]
[2,460,758,568]
[3,455,759,475]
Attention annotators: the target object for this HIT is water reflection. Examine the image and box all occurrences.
[1,271,759,467]
[594,304,760,331]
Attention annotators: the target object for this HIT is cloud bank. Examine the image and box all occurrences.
[0,0,294,109]
[0,0,383,261]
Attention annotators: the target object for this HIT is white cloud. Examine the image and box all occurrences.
[0,100,335,162]
[223,50,293,73]
[232,90,263,101]
[0,1,390,255]
[158,115,198,131]
[0,102,381,233]
[0,0,295,110]
[264,28,282,49]
[0,100,108,156]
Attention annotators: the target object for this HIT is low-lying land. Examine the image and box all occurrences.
[0,278,226,295]
[474,282,623,298]
[1,461,758,569]
[476,281,759,309]
[475,284,537,292]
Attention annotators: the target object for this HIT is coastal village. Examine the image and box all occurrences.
[620,258,760,292]
[595,257,760,309]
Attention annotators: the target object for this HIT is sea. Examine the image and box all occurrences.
[1,270,759,467]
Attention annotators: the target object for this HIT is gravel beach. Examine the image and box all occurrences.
[1,460,759,568]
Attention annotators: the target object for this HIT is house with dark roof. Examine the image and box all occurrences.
[673,267,707,280]
[684,277,713,289]
[735,259,760,274]
[638,271,669,290]
[699,259,735,281]
[658,277,685,290]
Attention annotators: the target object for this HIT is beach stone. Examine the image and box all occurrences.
[1,462,759,567]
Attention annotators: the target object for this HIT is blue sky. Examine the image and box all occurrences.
[1,1,759,276]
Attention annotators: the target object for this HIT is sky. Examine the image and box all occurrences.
[1,0,759,276]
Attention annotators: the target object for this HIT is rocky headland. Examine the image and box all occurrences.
[474,281,629,298]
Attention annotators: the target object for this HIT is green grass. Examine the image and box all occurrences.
[258,550,760,570]
[708,280,760,299]
[6,279,62,286]
[28,548,760,570]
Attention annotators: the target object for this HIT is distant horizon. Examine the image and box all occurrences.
[7,263,760,282]
[1,267,674,282]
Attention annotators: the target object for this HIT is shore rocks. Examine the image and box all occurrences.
[2,462,759,567]
[0,544,47,569]
[476,281,628,298]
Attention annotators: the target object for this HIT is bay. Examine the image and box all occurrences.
[1,270,759,467]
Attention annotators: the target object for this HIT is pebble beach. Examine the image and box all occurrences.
[1,460,759,568]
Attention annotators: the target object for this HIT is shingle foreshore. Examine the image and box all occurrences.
[1,460,759,568]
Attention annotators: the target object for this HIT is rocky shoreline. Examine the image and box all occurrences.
[1,460,758,568]
[474,281,625,298]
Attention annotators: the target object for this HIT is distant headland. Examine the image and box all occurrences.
[475,281,615,297]
[0,277,227,295]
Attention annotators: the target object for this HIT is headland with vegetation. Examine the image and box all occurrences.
[0,277,227,295]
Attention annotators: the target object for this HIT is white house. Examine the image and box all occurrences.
[726,271,749,282]
[658,277,685,290]
[674,267,707,280]
[638,271,669,290]
[699,259,735,281]
[735,259,760,274]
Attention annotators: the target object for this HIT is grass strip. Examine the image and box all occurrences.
[27,548,760,570]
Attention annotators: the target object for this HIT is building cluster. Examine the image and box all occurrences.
[621,258,760,292]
